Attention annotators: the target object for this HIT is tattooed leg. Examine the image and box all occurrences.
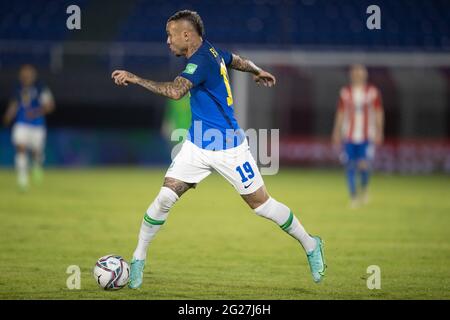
[163,177,195,198]
[131,177,195,263]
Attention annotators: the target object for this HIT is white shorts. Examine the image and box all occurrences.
[12,123,46,152]
[166,139,264,195]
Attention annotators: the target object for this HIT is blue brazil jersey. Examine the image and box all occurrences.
[179,40,245,150]
[14,83,48,127]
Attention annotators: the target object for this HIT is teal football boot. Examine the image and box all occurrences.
[129,258,145,289]
[306,236,326,283]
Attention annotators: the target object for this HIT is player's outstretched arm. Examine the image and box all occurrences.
[230,54,276,87]
[111,70,192,100]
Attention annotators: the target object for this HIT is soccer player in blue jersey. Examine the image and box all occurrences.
[112,10,326,289]
[3,64,55,191]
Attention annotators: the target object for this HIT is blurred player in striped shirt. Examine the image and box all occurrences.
[332,64,384,208]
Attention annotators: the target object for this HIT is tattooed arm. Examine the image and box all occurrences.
[111,70,192,100]
[230,54,262,75]
[230,53,276,87]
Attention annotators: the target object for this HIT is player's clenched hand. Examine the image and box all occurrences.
[253,70,276,87]
[111,70,140,86]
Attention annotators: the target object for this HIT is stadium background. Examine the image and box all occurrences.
[0,0,449,172]
[0,0,449,300]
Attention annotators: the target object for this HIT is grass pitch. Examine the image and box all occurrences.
[0,168,449,300]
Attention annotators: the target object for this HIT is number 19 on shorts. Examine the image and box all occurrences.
[236,161,255,183]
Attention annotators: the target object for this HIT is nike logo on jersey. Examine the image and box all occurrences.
[244,181,254,189]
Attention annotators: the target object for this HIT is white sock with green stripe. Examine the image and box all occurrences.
[254,197,316,253]
[133,187,179,260]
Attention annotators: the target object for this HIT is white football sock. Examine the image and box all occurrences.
[133,187,179,260]
[254,197,317,253]
[15,153,28,188]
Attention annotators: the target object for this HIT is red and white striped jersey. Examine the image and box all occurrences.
[337,84,383,143]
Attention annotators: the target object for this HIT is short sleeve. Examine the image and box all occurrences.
[179,54,208,87]
[217,48,232,66]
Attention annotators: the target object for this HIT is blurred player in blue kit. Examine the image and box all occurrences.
[112,10,326,288]
[3,64,55,191]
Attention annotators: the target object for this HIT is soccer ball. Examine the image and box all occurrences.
[93,255,130,290]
